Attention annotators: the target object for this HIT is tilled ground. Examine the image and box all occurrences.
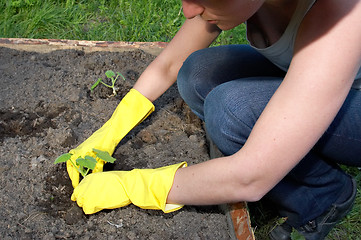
[0,47,231,239]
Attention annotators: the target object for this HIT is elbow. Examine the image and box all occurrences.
[226,154,276,203]
[232,171,271,202]
[244,184,269,202]
[235,183,268,202]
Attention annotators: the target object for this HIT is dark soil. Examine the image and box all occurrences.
[0,47,231,239]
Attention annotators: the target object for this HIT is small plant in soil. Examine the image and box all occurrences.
[91,70,125,96]
[54,149,116,177]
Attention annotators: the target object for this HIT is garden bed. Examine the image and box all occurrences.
[0,39,253,239]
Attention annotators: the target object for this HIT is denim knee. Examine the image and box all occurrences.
[177,49,210,119]
[203,78,281,156]
[177,45,285,121]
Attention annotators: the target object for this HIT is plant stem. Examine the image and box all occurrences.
[84,168,90,177]
[100,80,113,88]
[69,158,86,177]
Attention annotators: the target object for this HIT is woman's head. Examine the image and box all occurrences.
[182,0,265,30]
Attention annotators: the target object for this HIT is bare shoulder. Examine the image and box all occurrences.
[296,0,361,50]
[304,0,361,20]
[290,0,361,93]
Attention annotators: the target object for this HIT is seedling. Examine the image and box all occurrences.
[91,70,125,96]
[54,148,116,177]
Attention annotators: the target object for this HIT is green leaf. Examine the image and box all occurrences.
[276,217,287,225]
[105,70,116,79]
[116,72,126,81]
[91,78,102,91]
[93,148,116,163]
[76,156,97,170]
[290,228,305,240]
[54,153,72,164]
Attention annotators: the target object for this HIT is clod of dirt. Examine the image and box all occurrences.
[0,110,56,141]
[138,129,157,144]
[46,127,77,148]
[64,204,85,225]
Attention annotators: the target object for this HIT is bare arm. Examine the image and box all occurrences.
[133,16,221,102]
[167,0,361,205]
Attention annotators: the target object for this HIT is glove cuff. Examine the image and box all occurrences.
[102,88,155,152]
[127,162,187,213]
[125,88,155,122]
[162,162,187,213]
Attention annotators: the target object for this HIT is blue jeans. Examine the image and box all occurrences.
[177,45,361,227]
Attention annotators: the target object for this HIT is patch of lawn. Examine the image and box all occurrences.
[0,0,248,45]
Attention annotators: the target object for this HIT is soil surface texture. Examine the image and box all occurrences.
[0,47,231,239]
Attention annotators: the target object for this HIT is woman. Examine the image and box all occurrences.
[69,0,361,239]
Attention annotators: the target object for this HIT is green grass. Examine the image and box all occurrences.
[1,0,359,239]
[330,167,361,240]
[0,0,247,45]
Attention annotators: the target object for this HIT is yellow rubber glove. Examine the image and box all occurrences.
[71,162,187,214]
[67,89,155,188]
